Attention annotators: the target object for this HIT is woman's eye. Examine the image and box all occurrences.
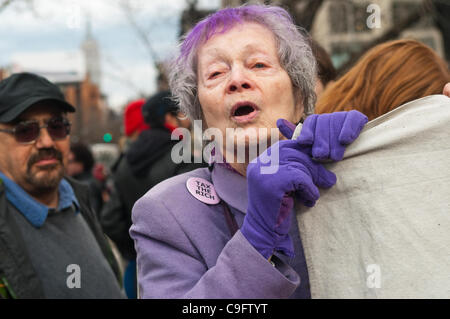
[253,63,266,69]
[209,71,221,79]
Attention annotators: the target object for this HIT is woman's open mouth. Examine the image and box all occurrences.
[230,101,260,123]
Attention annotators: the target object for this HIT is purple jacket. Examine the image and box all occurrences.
[130,163,309,298]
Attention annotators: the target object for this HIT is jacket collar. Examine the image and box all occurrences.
[0,172,79,228]
[211,163,248,213]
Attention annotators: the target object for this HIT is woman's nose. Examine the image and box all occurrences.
[227,68,253,93]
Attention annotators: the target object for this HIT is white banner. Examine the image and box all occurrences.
[294,95,450,298]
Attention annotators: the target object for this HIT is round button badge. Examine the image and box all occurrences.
[186,177,220,205]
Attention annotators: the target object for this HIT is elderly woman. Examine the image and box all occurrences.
[130,5,367,298]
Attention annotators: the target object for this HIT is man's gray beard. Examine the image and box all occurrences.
[24,165,64,194]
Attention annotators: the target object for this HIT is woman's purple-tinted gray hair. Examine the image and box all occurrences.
[169,4,317,121]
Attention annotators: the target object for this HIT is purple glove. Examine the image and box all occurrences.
[240,137,337,259]
[278,110,368,161]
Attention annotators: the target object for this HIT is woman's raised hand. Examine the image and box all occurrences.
[241,138,336,259]
[278,110,368,161]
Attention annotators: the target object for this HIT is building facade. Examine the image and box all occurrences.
[220,0,446,70]
[1,24,108,144]
[310,0,445,69]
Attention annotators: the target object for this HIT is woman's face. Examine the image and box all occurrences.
[197,22,303,158]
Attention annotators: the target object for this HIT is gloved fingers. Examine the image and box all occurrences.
[285,162,321,206]
[330,144,346,162]
[329,112,347,161]
[292,170,320,205]
[283,149,337,189]
[338,110,368,144]
[311,114,332,159]
[296,194,317,207]
[277,118,296,139]
[297,114,318,145]
[315,165,337,189]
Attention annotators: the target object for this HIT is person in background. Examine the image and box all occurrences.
[310,40,337,97]
[443,82,450,97]
[67,142,104,216]
[314,39,450,119]
[103,99,149,204]
[0,72,124,299]
[122,99,149,151]
[101,91,204,298]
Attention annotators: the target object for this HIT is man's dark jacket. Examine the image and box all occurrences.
[0,176,121,299]
[100,128,205,260]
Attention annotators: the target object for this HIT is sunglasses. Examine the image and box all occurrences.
[0,117,71,144]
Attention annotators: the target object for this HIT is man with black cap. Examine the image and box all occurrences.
[100,90,205,298]
[0,72,124,299]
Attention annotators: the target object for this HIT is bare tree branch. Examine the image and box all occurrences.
[102,53,148,97]
[0,0,14,14]
[118,0,159,69]
[0,0,40,17]
[280,0,325,32]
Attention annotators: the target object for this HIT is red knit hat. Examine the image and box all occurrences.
[124,99,150,136]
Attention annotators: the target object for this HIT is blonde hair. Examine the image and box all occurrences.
[315,39,450,120]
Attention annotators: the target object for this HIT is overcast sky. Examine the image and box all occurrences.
[0,0,220,112]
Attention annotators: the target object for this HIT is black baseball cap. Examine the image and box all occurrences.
[0,72,76,123]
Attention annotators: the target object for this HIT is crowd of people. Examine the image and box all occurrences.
[0,4,449,299]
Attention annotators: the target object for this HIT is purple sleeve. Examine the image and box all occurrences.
[130,195,300,299]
